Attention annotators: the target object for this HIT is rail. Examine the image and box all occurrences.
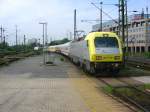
[126,57,150,70]
[99,78,150,112]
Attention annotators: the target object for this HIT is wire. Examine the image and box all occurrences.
[102,10,118,24]
[107,8,118,14]
[90,1,119,24]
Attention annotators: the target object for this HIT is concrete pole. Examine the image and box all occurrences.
[16,25,18,46]
[3,29,5,46]
[125,0,128,53]
[0,26,2,43]
[24,35,26,45]
[45,23,48,46]
[45,23,48,63]
[2,28,5,44]
[145,6,149,52]
[121,0,125,44]
[74,9,77,40]
[39,22,46,64]
[69,32,72,40]
[42,24,45,64]
[100,2,103,31]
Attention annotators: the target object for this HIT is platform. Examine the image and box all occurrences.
[0,54,133,112]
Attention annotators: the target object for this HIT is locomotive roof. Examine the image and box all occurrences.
[85,32,119,40]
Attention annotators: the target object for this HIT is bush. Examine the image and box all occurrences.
[60,57,64,61]
[144,52,150,58]
[0,44,35,57]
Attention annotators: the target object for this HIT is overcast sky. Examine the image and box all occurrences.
[0,0,149,45]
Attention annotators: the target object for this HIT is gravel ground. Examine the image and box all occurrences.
[132,76,150,84]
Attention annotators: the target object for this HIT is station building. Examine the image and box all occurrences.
[92,14,150,53]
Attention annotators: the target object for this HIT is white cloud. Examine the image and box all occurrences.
[0,0,147,44]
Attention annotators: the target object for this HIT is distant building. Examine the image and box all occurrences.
[28,38,38,45]
[92,14,150,53]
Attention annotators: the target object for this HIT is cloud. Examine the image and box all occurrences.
[0,0,148,44]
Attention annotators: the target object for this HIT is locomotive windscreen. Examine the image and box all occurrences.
[94,37,119,48]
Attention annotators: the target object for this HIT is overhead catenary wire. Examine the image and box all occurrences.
[91,2,118,24]
[102,10,119,24]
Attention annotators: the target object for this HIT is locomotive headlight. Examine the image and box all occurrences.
[115,63,119,67]
[114,56,120,60]
[112,63,119,67]
[96,56,102,60]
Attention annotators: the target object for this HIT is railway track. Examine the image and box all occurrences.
[0,52,36,65]
[126,57,150,71]
[99,77,150,112]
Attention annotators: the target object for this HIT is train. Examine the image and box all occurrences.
[48,32,123,75]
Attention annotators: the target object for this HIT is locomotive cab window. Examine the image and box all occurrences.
[94,37,119,48]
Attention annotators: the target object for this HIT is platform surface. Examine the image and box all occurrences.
[0,54,133,112]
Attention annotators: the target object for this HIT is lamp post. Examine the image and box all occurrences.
[39,22,47,65]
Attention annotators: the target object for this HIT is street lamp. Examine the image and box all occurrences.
[39,22,47,65]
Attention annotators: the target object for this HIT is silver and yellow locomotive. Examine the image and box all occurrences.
[69,32,123,74]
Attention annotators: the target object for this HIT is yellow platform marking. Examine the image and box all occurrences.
[68,68,132,112]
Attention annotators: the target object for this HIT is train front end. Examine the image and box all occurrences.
[87,32,123,73]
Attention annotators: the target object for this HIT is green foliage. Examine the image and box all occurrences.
[49,38,70,46]
[0,43,36,57]
[145,84,150,89]
[60,57,64,61]
[102,86,114,94]
[144,52,150,58]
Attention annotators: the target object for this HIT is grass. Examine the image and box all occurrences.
[0,51,39,66]
[103,85,145,94]
[144,52,150,58]
[60,57,64,61]
[126,52,150,59]
[102,86,114,94]
[103,85,150,107]
[144,84,150,89]
[118,66,150,77]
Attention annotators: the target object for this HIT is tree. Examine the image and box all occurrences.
[49,38,70,46]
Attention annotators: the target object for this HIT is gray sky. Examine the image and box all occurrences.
[0,0,149,45]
